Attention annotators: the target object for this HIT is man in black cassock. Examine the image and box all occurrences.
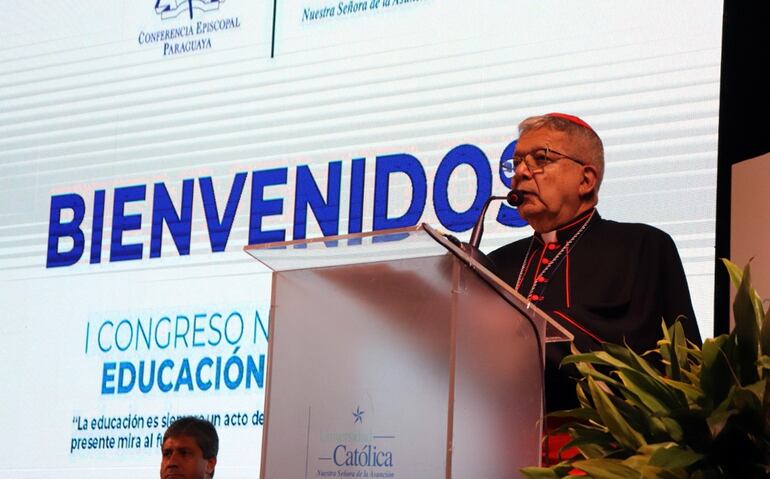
[489,113,702,413]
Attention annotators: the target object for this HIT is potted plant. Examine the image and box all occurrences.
[522,260,770,478]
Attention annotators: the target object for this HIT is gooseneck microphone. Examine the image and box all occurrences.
[507,189,524,207]
[468,190,524,248]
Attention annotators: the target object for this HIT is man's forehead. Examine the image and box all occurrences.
[516,127,570,149]
[162,434,200,450]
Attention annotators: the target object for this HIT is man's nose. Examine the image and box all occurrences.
[513,160,532,186]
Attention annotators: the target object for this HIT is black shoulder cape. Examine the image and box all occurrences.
[489,209,702,411]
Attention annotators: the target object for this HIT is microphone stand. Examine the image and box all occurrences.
[447,190,523,271]
[468,195,508,249]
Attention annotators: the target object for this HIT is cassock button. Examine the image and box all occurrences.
[529,294,540,301]
[536,276,547,283]
[547,243,559,251]
[541,258,550,265]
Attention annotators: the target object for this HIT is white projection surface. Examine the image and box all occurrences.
[0,1,722,477]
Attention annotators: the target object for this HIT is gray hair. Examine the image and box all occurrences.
[518,114,604,190]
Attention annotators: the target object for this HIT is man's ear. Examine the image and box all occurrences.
[206,457,217,477]
[578,164,599,199]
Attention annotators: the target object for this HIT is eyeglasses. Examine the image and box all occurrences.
[500,147,586,179]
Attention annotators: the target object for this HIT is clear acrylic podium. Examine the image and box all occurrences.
[245,225,571,479]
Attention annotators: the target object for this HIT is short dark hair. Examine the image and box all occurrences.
[163,416,219,459]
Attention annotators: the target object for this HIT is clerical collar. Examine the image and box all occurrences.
[515,208,598,302]
[534,208,599,245]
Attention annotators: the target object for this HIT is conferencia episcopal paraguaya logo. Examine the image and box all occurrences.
[139,0,241,56]
[155,0,224,20]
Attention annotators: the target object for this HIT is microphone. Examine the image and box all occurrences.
[507,189,524,207]
[468,190,524,248]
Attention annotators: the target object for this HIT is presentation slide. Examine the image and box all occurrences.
[0,1,723,477]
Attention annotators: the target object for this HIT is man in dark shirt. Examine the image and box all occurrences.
[489,113,702,412]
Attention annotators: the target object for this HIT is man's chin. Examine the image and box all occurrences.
[516,202,542,221]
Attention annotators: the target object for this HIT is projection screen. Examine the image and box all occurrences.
[0,1,723,477]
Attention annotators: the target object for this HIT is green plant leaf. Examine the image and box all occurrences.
[700,335,735,407]
[679,368,701,388]
[588,376,647,450]
[622,454,650,471]
[759,355,770,370]
[721,259,762,315]
[548,407,603,424]
[744,377,767,398]
[658,377,703,403]
[706,407,737,438]
[526,261,770,478]
[762,306,770,367]
[550,421,608,439]
[604,343,654,375]
[722,258,744,288]
[616,368,686,414]
[672,322,689,377]
[646,417,677,445]
[573,365,654,419]
[685,344,703,362]
[562,434,615,460]
[643,443,703,468]
[658,321,687,381]
[610,393,657,440]
[625,347,672,386]
[623,448,690,479]
[572,459,642,478]
[733,262,761,385]
[521,467,563,479]
[658,417,684,443]
[639,466,689,479]
[577,379,592,409]
[563,351,635,371]
[723,259,765,333]
[574,361,629,392]
[731,380,765,410]
[669,409,713,454]
[572,441,611,460]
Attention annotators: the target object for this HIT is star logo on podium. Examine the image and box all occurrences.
[352,406,364,424]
